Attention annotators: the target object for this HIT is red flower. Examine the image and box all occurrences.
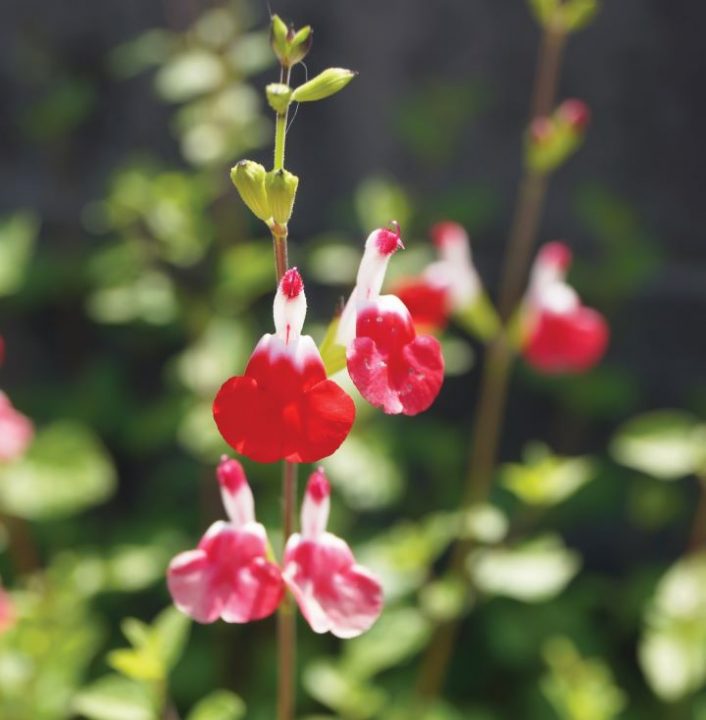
[338,226,444,415]
[391,222,482,332]
[213,269,355,463]
[522,242,609,374]
[0,391,34,462]
[283,468,383,638]
[0,582,15,634]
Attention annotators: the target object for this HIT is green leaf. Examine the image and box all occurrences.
[319,317,347,377]
[0,421,116,520]
[151,606,191,672]
[73,675,156,720]
[0,211,39,296]
[639,552,706,701]
[354,177,412,234]
[469,535,580,603]
[155,49,226,102]
[107,649,164,683]
[611,410,706,480]
[501,443,596,506]
[187,690,246,720]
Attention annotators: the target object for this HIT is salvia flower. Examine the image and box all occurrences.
[338,226,445,416]
[168,461,383,638]
[0,579,15,634]
[0,391,34,463]
[283,468,383,638]
[213,269,355,463]
[392,222,484,333]
[167,457,284,623]
[522,242,609,374]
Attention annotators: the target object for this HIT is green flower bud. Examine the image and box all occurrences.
[270,15,313,68]
[266,83,293,114]
[291,68,357,103]
[265,169,299,225]
[528,0,560,25]
[231,160,271,222]
[561,0,599,32]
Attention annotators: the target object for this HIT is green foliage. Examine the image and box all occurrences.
[73,675,156,720]
[541,637,626,720]
[186,690,246,720]
[501,443,596,506]
[354,177,412,234]
[611,410,706,480]
[0,212,39,297]
[639,552,706,701]
[0,422,116,520]
[469,535,581,603]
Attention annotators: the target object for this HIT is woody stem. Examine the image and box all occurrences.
[272,63,297,720]
[416,20,568,702]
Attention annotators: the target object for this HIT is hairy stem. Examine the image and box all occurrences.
[416,20,569,702]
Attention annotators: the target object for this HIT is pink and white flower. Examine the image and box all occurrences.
[338,225,445,415]
[213,268,355,463]
[283,468,383,638]
[167,457,284,624]
[0,391,34,463]
[522,242,609,374]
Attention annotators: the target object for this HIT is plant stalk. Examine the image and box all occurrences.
[416,20,569,702]
[688,474,706,553]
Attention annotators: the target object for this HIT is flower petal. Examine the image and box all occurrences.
[283,533,383,639]
[0,392,34,462]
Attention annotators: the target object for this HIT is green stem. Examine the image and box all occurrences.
[274,67,292,171]
[688,475,706,553]
[415,20,570,702]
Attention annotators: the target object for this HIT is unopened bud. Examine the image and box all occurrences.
[291,68,357,103]
[231,160,271,222]
[529,117,554,145]
[266,169,299,225]
[266,83,293,114]
[270,15,313,68]
[528,0,560,25]
[557,99,591,132]
[561,0,599,32]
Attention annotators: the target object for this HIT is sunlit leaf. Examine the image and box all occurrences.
[501,444,596,506]
[0,422,116,520]
[469,535,580,602]
[611,410,706,480]
[0,211,39,296]
[187,690,246,720]
[354,177,412,233]
[72,674,156,720]
[155,50,225,102]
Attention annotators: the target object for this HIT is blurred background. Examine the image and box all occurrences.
[1,1,705,718]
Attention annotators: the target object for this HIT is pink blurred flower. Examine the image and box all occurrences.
[0,391,34,462]
[338,226,445,415]
[0,582,15,634]
[167,457,284,623]
[522,242,609,374]
[283,468,383,638]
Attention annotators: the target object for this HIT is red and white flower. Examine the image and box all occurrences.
[213,268,355,463]
[392,222,482,333]
[283,468,383,638]
[167,457,284,624]
[338,226,445,415]
[522,242,609,374]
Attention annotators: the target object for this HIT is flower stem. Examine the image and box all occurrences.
[688,474,706,553]
[416,21,569,702]
[277,460,298,720]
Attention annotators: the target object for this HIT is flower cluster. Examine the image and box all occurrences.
[168,457,382,638]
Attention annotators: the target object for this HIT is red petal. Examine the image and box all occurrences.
[392,278,450,332]
[524,306,609,373]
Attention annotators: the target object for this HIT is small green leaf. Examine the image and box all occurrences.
[469,535,580,602]
[73,675,156,720]
[187,690,246,720]
[152,606,191,671]
[319,317,347,377]
[0,422,116,520]
[611,410,706,480]
[0,211,39,296]
[107,649,163,683]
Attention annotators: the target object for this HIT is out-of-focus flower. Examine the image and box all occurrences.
[0,581,15,634]
[338,226,445,415]
[392,221,487,334]
[213,269,355,463]
[167,457,284,623]
[283,468,383,638]
[521,242,609,374]
[0,391,34,462]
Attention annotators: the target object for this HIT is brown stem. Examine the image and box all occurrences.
[688,475,706,553]
[415,20,570,702]
[271,225,289,281]
[277,461,298,720]
[1,513,41,577]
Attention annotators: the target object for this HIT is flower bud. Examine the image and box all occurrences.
[528,0,560,25]
[557,99,591,132]
[266,169,299,225]
[291,68,357,103]
[270,15,313,68]
[561,0,599,32]
[525,100,590,173]
[230,160,271,222]
[266,83,293,114]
